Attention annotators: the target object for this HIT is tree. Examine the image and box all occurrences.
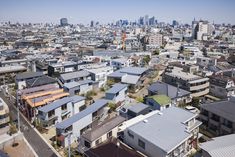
[108,102,116,112]
[153,49,160,55]
[143,55,151,65]
[191,97,200,109]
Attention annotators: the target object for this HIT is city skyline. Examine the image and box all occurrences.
[0,0,235,25]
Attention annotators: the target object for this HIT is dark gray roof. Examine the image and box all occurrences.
[60,70,90,81]
[38,96,85,113]
[148,81,190,99]
[201,99,235,122]
[82,116,125,142]
[56,99,109,129]
[16,72,44,80]
[26,75,57,87]
[63,80,94,89]
[128,103,149,113]
[119,67,148,75]
[106,83,128,94]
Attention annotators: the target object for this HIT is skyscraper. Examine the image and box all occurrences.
[145,15,149,26]
[60,18,68,26]
[149,16,155,26]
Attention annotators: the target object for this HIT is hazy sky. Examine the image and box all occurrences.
[0,0,235,24]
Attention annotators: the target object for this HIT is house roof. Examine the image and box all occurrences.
[63,80,94,89]
[201,99,235,122]
[56,99,109,129]
[38,96,85,113]
[60,70,90,81]
[148,95,171,106]
[128,103,149,114]
[82,116,125,142]
[119,67,148,75]
[128,107,198,153]
[200,134,235,157]
[148,81,190,99]
[26,75,57,87]
[106,83,128,94]
[16,72,44,80]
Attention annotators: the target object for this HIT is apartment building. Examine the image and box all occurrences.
[163,66,209,97]
[55,99,109,147]
[38,96,85,127]
[199,97,235,136]
[123,107,202,157]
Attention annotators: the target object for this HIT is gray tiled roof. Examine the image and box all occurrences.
[26,75,57,87]
[201,99,235,122]
[16,72,44,80]
[82,116,125,142]
[56,99,109,129]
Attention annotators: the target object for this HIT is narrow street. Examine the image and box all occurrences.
[0,92,58,157]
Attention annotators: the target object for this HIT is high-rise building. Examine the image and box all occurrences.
[172,20,179,27]
[90,20,94,27]
[193,20,214,40]
[60,18,68,26]
[139,17,144,26]
[149,16,155,26]
[145,15,149,26]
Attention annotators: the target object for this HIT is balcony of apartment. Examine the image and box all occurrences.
[221,124,233,133]
[0,116,10,126]
[190,82,209,91]
[199,113,209,121]
[209,118,220,126]
[191,88,209,97]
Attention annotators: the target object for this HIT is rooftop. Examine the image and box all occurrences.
[201,98,235,122]
[200,134,235,157]
[82,116,125,142]
[56,99,109,129]
[106,83,128,94]
[128,107,197,153]
[0,66,26,74]
[60,70,90,81]
[128,103,149,114]
[148,95,171,106]
[16,72,44,80]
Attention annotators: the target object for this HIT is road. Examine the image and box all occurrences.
[0,92,58,157]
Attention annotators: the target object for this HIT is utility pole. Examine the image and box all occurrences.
[68,133,71,157]
[16,89,20,132]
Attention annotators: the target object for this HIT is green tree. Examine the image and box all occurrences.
[143,55,151,65]
[191,97,200,109]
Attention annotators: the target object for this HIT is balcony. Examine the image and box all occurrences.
[190,82,209,91]
[209,118,219,126]
[199,114,209,121]
[191,88,209,97]
[0,117,10,125]
[221,124,233,133]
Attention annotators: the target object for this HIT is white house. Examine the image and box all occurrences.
[105,83,128,104]
[38,95,86,127]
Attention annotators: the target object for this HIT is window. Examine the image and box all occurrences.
[84,140,91,148]
[48,110,55,118]
[95,138,101,145]
[138,139,145,149]
[128,131,134,139]
[61,104,67,111]
[107,131,112,138]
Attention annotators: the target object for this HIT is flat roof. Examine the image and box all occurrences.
[128,103,149,113]
[128,107,197,153]
[201,99,235,122]
[119,67,148,75]
[106,83,128,94]
[56,99,109,129]
[200,134,235,157]
[16,72,44,80]
[63,80,94,89]
[0,66,26,74]
[60,70,90,81]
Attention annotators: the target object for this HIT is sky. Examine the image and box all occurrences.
[0,0,235,25]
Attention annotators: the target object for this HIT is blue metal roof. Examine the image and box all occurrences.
[56,99,109,129]
[106,83,128,94]
[119,67,148,75]
[38,96,85,113]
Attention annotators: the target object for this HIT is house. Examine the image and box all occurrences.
[26,75,58,88]
[145,95,172,111]
[86,66,113,88]
[0,98,10,135]
[199,96,235,136]
[209,75,235,99]
[48,61,79,77]
[124,103,150,119]
[200,134,235,157]
[16,72,44,89]
[80,116,125,149]
[148,81,192,105]
[123,106,202,157]
[163,66,209,97]
[105,83,128,104]
[38,96,85,127]
[19,84,69,120]
[63,80,95,96]
[59,70,91,84]
[55,99,109,147]
[111,57,133,70]
[108,67,148,92]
